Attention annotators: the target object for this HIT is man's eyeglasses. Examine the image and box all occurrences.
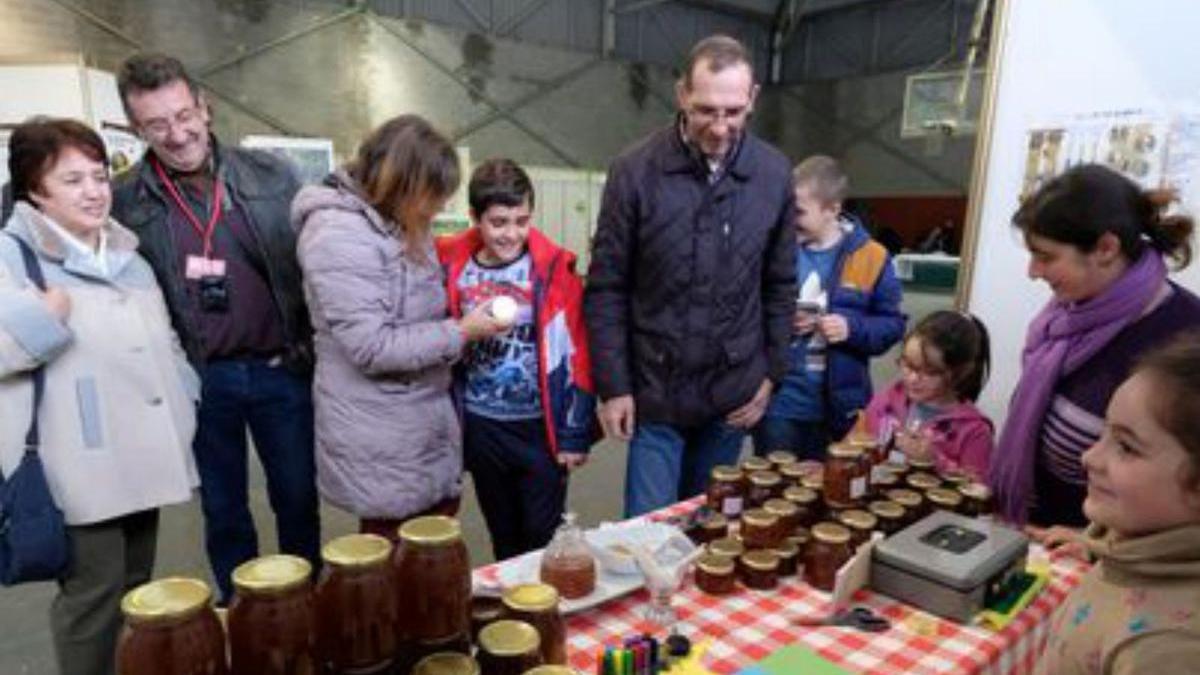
[685,104,750,125]
[139,106,203,140]
[896,356,947,379]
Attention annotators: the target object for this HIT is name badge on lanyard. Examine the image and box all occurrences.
[154,157,226,280]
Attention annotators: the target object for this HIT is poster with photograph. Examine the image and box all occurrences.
[241,135,335,184]
[100,124,145,177]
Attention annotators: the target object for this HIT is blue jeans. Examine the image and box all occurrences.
[751,416,830,462]
[625,419,745,517]
[194,359,321,603]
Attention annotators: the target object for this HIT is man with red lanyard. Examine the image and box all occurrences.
[111,53,320,603]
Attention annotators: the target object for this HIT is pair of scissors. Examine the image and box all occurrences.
[795,606,892,633]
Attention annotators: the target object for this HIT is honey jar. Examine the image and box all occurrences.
[958,482,994,518]
[868,500,906,536]
[764,498,800,537]
[870,468,901,493]
[412,651,481,675]
[740,508,783,550]
[477,620,543,675]
[824,444,868,509]
[779,462,808,485]
[837,510,878,551]
[885,488,926,525]
[939,470,972,489]
[741,456,772,474]
[117,578,227,675]
[747,471,784,508]
[315,534,399,675]
[804,523,852,592]
[773,540,801,577]
[926,487,964,514]
[766,450,798,471]
[393,516,472,643]
[782,486,821,529]
[739,550,780,590]
[707,537,745,561]
[906,472,941,493]
[694,553,737,595]
[690,512,729,544]
[907,456,936,473]
[706,465,746,518]
[502,584,566,666]
[228,555,317,675]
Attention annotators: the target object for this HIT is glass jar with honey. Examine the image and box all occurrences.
[764,498,800,538]
[228,555,317,675]
[315,534,398,675]
[782,485,821,529]
[773,540,801,577]
[117,577,227,675]
[740,508,782,550]
[502,584,567,666]
[746,471,784,508]
[766,450,798,471]
[837,510,878,551]
[706,465,746,518]
[740,456,772,474]
[906,472,942,494]
[693,553,737,595]
[804,523,852,592]
[539,513,596,600]
[394,516,472,644]
[868,500,906,536]
[824,444,868,509]
[477,620,543,675]
[926,487,964,514]
[958,482,994,518]
[412,651,481,675]
[740,550,780,590]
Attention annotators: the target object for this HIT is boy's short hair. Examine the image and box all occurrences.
[793,155,848,205]
[469,158,535,217]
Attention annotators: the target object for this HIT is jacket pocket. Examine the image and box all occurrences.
[74,376,105,450]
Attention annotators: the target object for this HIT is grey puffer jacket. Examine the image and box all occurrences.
[292,172,464,519]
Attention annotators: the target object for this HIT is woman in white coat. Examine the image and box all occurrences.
[0,118,199,675]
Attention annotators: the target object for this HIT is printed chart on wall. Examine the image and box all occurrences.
[1021,108,1200,205]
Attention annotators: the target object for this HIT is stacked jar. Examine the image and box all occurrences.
[315,534,399,674]
[393,516,473,670]
[227,555,318,675]
[117,578,227,675]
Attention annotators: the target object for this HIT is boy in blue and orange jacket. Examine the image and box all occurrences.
[437,158,598,560]
[753,155,906,460]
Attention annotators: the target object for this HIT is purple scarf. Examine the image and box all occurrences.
[989,250,1167,522]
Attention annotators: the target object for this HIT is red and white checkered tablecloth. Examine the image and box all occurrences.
[475,497,1090,674]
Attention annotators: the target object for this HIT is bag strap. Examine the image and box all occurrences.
[2,233,47,468]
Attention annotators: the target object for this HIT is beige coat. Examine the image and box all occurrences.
[0,202,198,526]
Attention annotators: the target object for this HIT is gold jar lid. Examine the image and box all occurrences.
[959,482,992,499]
[766,450,797,466]
[523,667,580,675]
[708,537,745,559]
[828,444,863,460]
[886,488,924,508]
[838,509,878,531]
[940,470,971,487]
[232,555,312,594]
[779,463,807,480]
[322,533,392,568]
[412,651,481,675]
[741,509,779,528]
[907,472,941,491]
[783,485,818,504]
[908,456,936,471]
[711,464,742,482]
[800,475,824,491]
[873,471,900,486]
[749,470,782,487]
[869,500,905,520]
[846,434,879,451]
[121,577,211,622]
[927,487,964,507]
[773,540,800,558]
[741,457,772,473]
[502,583,560,612]
[741,550,780,572]
[478,619,541,657]
[399,515,462,546]
[701,513,729,530]
[788,528,810,547]
[812,522,852,545]
[764,498,798,518]
[695,553,735,575]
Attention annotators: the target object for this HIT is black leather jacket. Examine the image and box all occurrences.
[112,138,312,368]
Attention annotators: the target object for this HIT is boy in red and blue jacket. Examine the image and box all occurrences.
[437,158,598,560]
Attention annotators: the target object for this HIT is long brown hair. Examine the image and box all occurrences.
[344,115,460,261]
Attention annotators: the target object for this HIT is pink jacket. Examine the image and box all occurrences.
[864,381,994,480]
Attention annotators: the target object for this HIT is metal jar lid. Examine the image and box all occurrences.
[708,537,745,559]
[399,515,463,546]
[478,619,541,657]
[764,498,798,518]
[927,487,964,508]
[886,488,924,508]
[322,533,392,568]
[121,577,212,622]
[710,464,743,482]
[695,553,735,575]
[906,472,942,491]
[749,470,782,487]
[838,509,878,531]
[773,540,800,559]
[412,652,481,675]
[741,550,780,572]
[232,555,312,594]
[780,463,808,481]
[828,443,863,460]
[868,500,905,521]
[502,583,560,613]
[741,508,779,529]
[800,475,824,491]
[811,522,852,545]
[959,482,992,500]
[741,456,772,473]
[783,486,818,504]
[766,450,798,466]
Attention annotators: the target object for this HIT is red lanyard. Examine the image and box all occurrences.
[153,156,224,258]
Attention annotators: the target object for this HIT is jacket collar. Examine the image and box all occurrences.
[6,201,140,279]
[436,224,571,277]
[661,116,754,182]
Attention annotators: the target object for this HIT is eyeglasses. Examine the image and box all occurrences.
[896,356,947,379]
[684,104,750,125]
[138,105,204,140]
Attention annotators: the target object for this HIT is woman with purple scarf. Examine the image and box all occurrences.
[990,164,1200,531]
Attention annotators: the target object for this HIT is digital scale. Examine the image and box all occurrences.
[870,510,1029,623]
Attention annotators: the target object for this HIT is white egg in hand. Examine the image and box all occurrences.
[490,295,518,326]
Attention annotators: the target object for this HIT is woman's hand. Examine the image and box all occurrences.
[1025,524,1088,560]
[41,287,72,321]
[557,452,588,471]
[457,300,510,342]
[894,428,933,462]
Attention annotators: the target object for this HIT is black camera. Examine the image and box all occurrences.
[198,275,230,313]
